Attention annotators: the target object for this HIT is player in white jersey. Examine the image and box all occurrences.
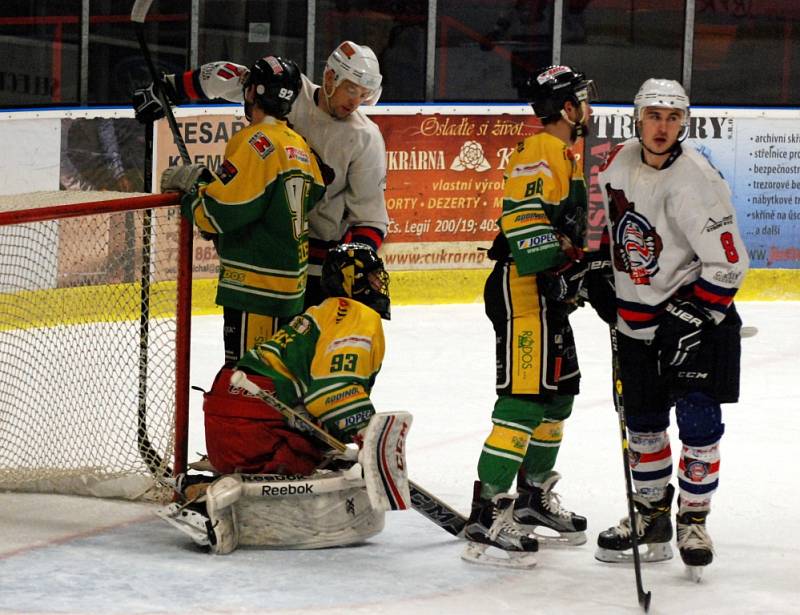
[591,79,749,580]
[133,41,389,307]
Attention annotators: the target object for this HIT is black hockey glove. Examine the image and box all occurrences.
[580,253,616,325]
[539,260,586,304]
[132,76,177,124]
[654,299,713,373]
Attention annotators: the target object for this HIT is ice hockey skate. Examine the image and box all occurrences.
[595,484,675,563]
[677,510,714,582]
[514,470,587,546]
[461,481,538,569]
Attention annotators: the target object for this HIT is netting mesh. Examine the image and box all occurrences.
[0,191,184,501]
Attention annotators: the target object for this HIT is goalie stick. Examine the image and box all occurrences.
[230,371,468,538]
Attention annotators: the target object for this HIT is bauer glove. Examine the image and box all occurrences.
[160,163,212,194]
[539,260,586,304]
[580,253,616,325]
[655,299,712,373]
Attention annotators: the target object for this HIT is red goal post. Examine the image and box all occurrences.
[0,190,191,502]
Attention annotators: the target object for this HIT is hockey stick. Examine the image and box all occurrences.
[131,0,192,479]
[610,327,652,613]
[131,0,191,165]
[230,370,468,537]
[740,325,758,338]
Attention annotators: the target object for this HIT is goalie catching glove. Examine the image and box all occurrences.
[655,298,713,372]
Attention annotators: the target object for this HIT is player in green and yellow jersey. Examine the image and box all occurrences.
[161,56,326,363]
[463,65,597,568]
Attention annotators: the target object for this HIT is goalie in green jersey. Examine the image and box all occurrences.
[157,244,396,553]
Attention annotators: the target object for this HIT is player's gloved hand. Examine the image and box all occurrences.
[580,253,616,325]
[160,164,212,194]
[654,299,712,373]
[132,76,177,124]
[540,260,586,303]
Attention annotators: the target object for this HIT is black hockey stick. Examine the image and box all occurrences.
[131,0,192,479]
[610,327,652,613]
[131,0,191,165]
[230,371,468,538]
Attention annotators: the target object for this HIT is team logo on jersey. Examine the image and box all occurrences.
[288,315,311,335]
[606,183,663,285]
[249,131,275,159]
[285,146,310,164]
[215,159,239,184]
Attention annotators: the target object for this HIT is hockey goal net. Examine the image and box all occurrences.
[0,190,192,502]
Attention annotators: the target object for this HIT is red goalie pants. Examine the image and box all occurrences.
[203,367,323,476]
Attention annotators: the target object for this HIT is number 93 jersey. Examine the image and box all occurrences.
[238,296,385,442]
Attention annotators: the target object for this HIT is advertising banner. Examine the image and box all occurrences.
[154,111,556,272]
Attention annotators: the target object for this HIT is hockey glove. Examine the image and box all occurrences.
[580,254,616,325]
[160,164,212,194]
[655,299,713,373]
[132,76,177,124]
[539,260,586,304]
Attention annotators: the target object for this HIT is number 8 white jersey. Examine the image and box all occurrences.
[598,139,749,339]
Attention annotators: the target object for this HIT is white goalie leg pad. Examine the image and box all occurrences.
[233,469,385,549]
[155,503,211,547]
[205,475,243,555]
[358,411,413,512]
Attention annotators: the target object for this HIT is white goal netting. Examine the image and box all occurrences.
[0,190,190,501]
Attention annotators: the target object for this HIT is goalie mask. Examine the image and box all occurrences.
[243,55,301,121]
[634,78,690,142]
[324,41,383,106]
[321,243,390,320]
[524,65,596,138]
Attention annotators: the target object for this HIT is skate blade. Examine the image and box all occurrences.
[528,527,586,547]
[156,504,210,546]
[686,565,705,582]
[594,542,673,564]
[460,541,538,570]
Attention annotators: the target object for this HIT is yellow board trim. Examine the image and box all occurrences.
[2,268,795,332]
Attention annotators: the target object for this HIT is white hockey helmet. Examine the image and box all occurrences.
[325,41,383,105]
[634,78,690,128]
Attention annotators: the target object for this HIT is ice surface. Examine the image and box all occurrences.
[1,301,797,614]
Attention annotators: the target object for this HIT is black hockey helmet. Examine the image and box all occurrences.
[243,55,301,119]
[524,65,596,122]
[321,243,390,320]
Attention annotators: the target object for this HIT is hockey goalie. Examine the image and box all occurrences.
[158,244,412,553]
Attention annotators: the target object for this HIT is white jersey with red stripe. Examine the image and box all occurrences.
[170,63,388,250]
[598,138,749,340]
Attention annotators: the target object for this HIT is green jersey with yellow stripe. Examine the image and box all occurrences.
[499,131,587,275]
[237,296,385,442]
[183,116,325,317]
